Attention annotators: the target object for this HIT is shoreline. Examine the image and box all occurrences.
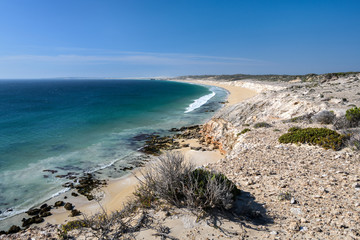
[169,79,258,105]
[0,79,258,232]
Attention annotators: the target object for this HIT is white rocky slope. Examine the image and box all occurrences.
[202,74,360,239]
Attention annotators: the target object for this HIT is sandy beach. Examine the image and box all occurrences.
[171,79,258,105]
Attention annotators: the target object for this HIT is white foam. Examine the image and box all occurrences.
[185,92,215,113]
[49,187,70,198]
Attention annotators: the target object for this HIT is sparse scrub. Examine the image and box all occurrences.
[137,152,193,206]
[183,169,240,210]
[137,152,240,210]
[238,128,251,135]
[311,110,336,124]
[333,116,353,129]
[346,106,360,125]
[333,106,360,129]
[283,113,313,123]
[343,130,360,151]
[253,122,271,128]
[278,192,292,201]
[59,200,145,239]
[58,220,88,239]
[279,127,345,150]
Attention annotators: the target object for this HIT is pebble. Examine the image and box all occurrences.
[290,208,302,216]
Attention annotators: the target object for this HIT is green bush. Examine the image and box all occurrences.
[253,122,272,128]
[138,152,241,210]
[238,128,251,135]
[345,106,360,123]
[189,169,240,198]
[59,220,88,239]
[279,127,345,150]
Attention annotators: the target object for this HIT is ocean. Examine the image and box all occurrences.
[0,79,227,222]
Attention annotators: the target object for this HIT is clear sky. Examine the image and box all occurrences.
[0,0,359,78]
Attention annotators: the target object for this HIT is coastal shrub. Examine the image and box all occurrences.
[345,106,360,125]
[137,152,240,210]
[137,152,193,206]
[184,169,240,210]
[279,127,345,150]
[283,113,314,123]
[238,128,251,135]
[278,192,292,201]
[253,122,272,128]
[311,110,336,124]
[342,130,360,151]
[59,220,88,238]
[333,116,352,129]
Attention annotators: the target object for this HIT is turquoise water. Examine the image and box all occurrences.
[0,79,227,220]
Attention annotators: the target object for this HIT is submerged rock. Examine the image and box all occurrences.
[42,169,58,174]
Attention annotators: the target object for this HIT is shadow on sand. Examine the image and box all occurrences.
[205,190,273,237]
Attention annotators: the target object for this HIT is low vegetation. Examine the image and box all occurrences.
[137,152,240,210]
[346,106,360,125]
[279,127,346,150]
[175,72,359,82]
[57,152,241,239]
[253,122,272,128]
[238,128,251,135]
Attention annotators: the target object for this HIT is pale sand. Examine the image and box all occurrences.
[40,140,223,226]
[171,79,258,105]
[38,79,256,227]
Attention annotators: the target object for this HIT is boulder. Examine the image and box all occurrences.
[70,209,81,217]
[40,211,52,218]
[71,192,79,197]
[26,208,40,216]
[54,201,65,207]
[64,202,73,210]
[7,225,21,234]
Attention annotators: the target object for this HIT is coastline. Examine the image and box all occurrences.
[3,74,360,239]
[169,79,258,105]
[43,79,257,226]
[0,79,258,233]
[97,79,257,214]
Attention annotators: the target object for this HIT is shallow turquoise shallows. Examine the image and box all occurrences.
[0,79,227,220]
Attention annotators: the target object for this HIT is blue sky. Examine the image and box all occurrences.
[0,0,359,78]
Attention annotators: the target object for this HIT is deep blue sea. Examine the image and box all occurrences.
[0,79,227,221]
